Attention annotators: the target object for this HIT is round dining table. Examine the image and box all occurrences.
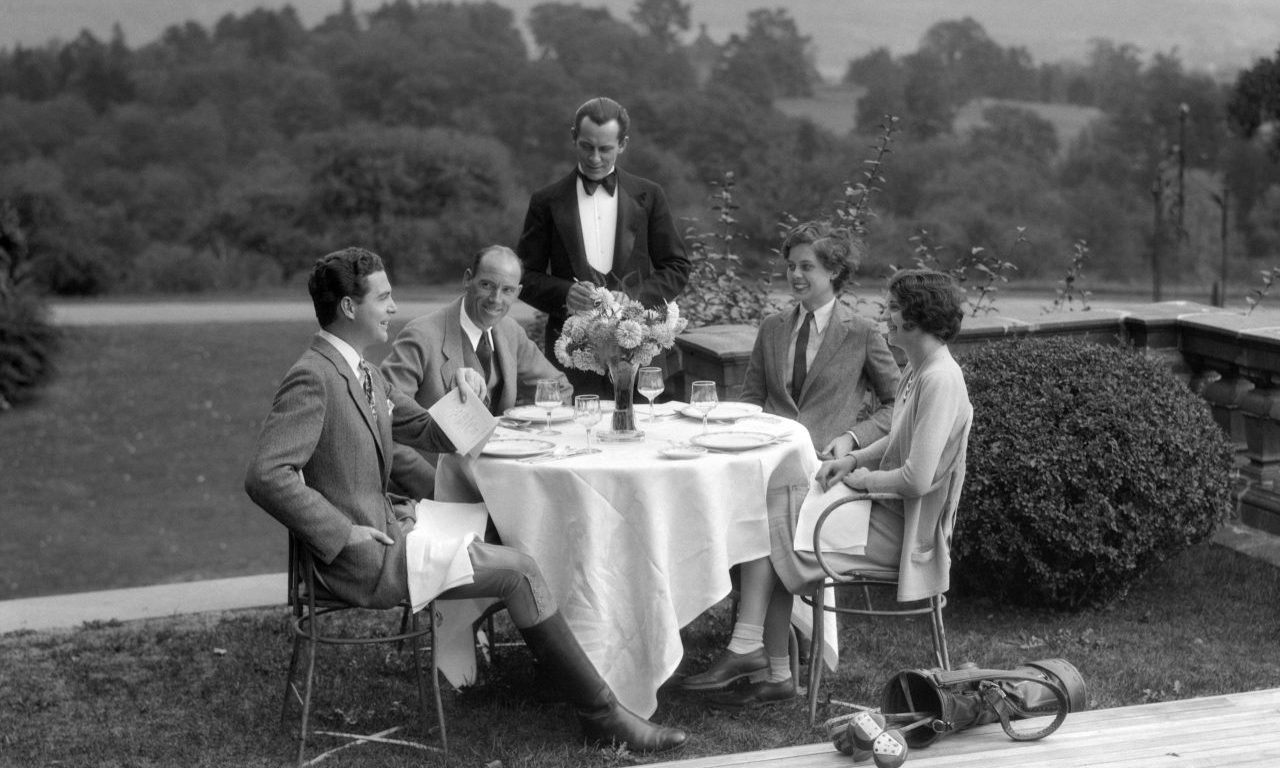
[433,403,830,717]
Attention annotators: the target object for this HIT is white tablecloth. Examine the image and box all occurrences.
[435,410,829,717]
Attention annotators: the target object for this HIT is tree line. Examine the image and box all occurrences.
[1,0,1278,298]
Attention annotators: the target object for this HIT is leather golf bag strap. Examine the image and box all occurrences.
[979,673,1071,741]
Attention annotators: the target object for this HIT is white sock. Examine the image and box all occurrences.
[726,623,764,655]
[768,655,792,683]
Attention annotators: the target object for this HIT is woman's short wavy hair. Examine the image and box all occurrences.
[780,220,865,293]
[888,269,965,342]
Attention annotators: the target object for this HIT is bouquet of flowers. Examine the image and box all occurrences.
[554,287,688,375]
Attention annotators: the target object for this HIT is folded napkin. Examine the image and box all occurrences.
[793,477,871,554]
[404,499,490,612]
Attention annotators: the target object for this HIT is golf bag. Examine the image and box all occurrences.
[879,658,1087,747]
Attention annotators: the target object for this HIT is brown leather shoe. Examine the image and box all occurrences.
[679,648,769,691]
[707,677,797,710]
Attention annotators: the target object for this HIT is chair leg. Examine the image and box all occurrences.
[296,631,318,768]
[281,631,303,725]
[429,606,448,753]
[930,596,950,670]
[409,611,434,745]
[807,586,826,726]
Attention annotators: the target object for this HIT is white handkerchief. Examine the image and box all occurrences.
[404,499,490,612]
[793,477,871,554]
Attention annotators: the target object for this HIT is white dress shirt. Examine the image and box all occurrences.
[576,165,618,275]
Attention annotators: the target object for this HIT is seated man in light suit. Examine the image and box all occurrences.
[380,245,571,500]
[244,247,685,753]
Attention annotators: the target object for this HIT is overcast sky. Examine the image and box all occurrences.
[3,0,1277,80]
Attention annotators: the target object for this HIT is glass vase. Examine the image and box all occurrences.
[601,358,644,441]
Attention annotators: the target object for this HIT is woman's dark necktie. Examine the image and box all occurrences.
[791,311,813,402]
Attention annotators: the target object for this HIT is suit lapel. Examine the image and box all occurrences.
[441,298,468,387]
[613,170,643,285]
[314,336,386,466]
[805,302,852,397]
[771,308,799,402]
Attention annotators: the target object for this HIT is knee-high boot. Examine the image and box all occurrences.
[519,612,688,754]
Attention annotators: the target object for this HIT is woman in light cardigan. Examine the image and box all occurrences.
[682,269,972,709]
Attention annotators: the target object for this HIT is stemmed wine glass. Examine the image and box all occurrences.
[534,378,562,436]
[637,366,664,422]
[573,394,602,453]
[690,380,718,435]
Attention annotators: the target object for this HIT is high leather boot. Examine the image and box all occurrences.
[519,612,688,754]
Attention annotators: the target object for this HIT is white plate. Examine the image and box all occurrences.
[481,437,557,458]
[679,402,764,422]
[690,431,777,452]
[660,445,707,460]
[505,405,574,423]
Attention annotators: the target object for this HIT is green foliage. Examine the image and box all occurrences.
[676,171,781,328]
[1227,46,1280,160]
[127,243,283,293]
[0,7,1259,293]
[1044,239,1093,313]
[1245,265,1280,315]
[906,227,1022,315]
[711,8,818,104]
[833,114,899,237]
[0,203,58,409]
[954,337,1235,610]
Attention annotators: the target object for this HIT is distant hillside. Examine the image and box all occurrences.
[774,86,1103,153]
[5,0,1279,79]
[774,83,865,136]
[955,98,1105,151]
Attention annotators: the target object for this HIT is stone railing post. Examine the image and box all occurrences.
[1180,312,1259,454]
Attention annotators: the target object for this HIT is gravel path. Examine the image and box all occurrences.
[48,295,1269,326]
[49,297,540,326]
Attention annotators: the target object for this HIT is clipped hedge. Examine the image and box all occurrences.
[0,291,58,409]
[953,337,1235,610]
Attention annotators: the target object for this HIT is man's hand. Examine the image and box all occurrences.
[566,281,600,313]
[821,432,854,459]
[452,367,487,404]
[347,524,393,546]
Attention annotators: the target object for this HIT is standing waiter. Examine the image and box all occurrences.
[516,96,691,396]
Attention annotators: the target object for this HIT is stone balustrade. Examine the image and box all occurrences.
[674,300,1280,535]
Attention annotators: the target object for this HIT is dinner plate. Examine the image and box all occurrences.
[505,405,574,423]
[480,437,557,458]
[690,431,777,452]
[679,402,764,422]
[659,445,707,460]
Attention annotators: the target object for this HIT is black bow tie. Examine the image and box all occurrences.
[579,170,617,196]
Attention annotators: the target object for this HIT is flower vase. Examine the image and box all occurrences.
[601,358,644,442]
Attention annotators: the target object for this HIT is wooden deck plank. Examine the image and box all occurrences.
[647,688,1280,768]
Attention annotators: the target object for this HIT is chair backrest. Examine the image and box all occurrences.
[286,532,342,618]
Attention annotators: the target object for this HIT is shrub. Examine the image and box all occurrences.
[953,337,1235,610]
[0,205,59,408]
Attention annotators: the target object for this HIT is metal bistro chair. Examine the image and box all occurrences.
[802,492,952,726]
[280,534,447,766]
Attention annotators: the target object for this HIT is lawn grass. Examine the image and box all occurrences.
[3,541,1279,767]
[0,320,414,599]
